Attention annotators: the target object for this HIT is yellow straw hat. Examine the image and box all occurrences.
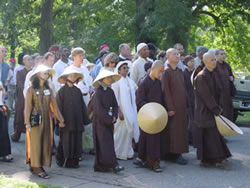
[57,67,83,84]
[92,69,121,88]
[137,102,168,134]
[215,115,243,136]
[30,65,56,82]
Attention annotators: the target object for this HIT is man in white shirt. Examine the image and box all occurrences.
[53,47,70,93]
[130,43,149,85]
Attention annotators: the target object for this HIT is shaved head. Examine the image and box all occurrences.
[166,48,176,56]
[203,52,216,71]
[152,60,164,69]
[166,48,180,65]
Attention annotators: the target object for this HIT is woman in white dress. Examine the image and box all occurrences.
[112,61,139,160]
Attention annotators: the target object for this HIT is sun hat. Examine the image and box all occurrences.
[137,102,168,134]
[115,60,132,74]
[92,69,121,88]
[57,67,83,84]
[29,65,56,81]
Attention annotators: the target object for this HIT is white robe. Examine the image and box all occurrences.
[112,76,139,160]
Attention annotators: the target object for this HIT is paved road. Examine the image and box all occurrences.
[1,117,250,188]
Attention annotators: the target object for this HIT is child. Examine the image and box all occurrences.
[183,55,195,145]
[135,60,165,172]
[56,67,90,168]
[90,69,124,173]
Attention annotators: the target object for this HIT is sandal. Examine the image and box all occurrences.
[37,172,50,179]
[152,164,163,173]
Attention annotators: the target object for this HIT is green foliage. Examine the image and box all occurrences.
[0,175,60,188]
[0,0,249,70]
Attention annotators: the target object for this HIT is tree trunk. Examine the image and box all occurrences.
[40,0,54,55]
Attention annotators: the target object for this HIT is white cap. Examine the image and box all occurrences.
[137,43,147,53]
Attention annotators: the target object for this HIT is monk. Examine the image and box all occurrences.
[214,49,234,121]
[135,60,165,172]
[11,55,33,142]
[193,52,231,168]
[90,69,124,173]
[161,48,189,165]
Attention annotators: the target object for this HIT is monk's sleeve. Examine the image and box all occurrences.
[112,90,118,119]
[95,92,113,125]
[111,82,120,107]
[50,90,64,123]
[195,76,222,115]
[56,89,63,115]
[161,71,175,111]
[80,91,91,125]
[16,71,22,90]
[136,81,147,110]
[25,88,33,125]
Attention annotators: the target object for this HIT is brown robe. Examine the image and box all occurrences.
[193,68,231,161]
[184,69,195,143]
[14,68,30,133]
[25,86,64,168]
[214,61,234,121]
[56,84,90,166]
[136,75,164,168]
[91,86,118,169]
[161,64,189,155]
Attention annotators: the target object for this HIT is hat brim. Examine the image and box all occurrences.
[115,61,132,74]
[92,69,121,88]
[58,73,83,84]
[30,68,56,82]
[137,102,168,134]
[215,115,243,136]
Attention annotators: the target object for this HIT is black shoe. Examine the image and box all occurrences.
[11,131,21,142]
[175,155,188,165]
[113,165,124,173]
[56,160,63,167]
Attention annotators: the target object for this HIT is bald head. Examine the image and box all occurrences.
[166,48,180,65]
[203,52,216,71]
[150,60,164,80]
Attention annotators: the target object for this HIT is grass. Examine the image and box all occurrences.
[236,111,250,126]
[0,175,61,188]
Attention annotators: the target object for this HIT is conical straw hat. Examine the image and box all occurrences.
[215,115,243,136]
[30,65,56,81]
[137,102,168,134]
[92,69,121,88]
[57,67,83,84]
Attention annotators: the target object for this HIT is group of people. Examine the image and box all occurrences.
[0,42,235,178]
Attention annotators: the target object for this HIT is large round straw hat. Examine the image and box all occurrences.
[215,115,243,136]
[57,67,83,84]
[115,60,132,74]
[92,69,121,88]
[30,65,56,81]
[137,102,168,134]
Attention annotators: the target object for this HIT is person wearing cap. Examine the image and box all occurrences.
[214,49,234,121]
[130,43,149,85]
[112,61,139,160]
[0,46,10,88]
[193,52,232,168]
[56,67,90,168]
[94,45,110,65]
[135,60,165,172]
[89,69,124,173]
[6,58,16,112]
[194,46,208,69]
[0,81,13,162]
[119,43,132,61]
[11,55,33,142]
[49,45,60,63]
[183,55,195,145]
[161,48,189,165]
[25,65,64,178]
